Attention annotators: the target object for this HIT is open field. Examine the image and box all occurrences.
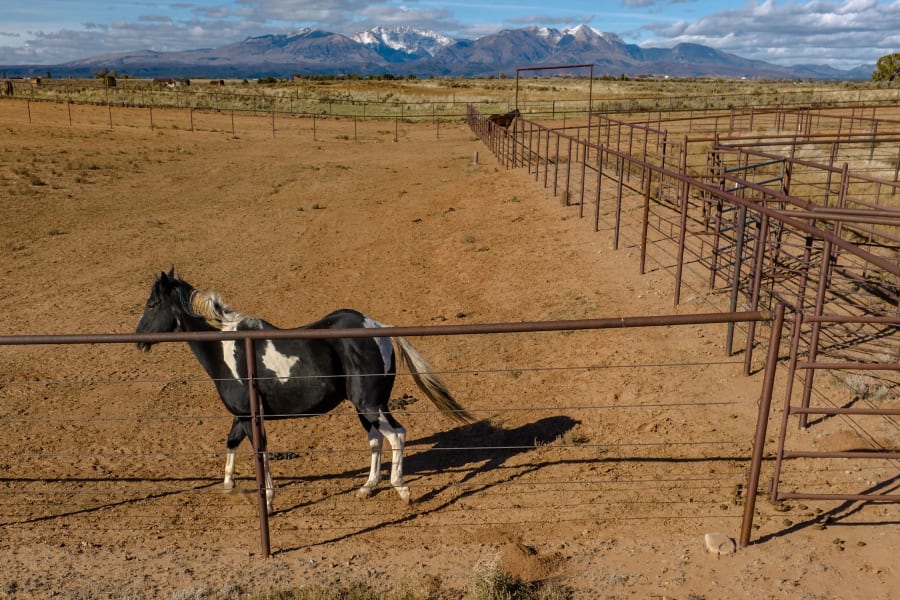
[7,76,900,120]
[1,96,898,599]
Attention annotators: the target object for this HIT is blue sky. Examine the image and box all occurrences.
[1,1,897,70]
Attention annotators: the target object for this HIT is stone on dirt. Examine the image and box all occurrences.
[704,533,736,556]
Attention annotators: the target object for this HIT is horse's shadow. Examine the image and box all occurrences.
[280,415,578,501]
[272,415,579,551]
[404,415,579,502]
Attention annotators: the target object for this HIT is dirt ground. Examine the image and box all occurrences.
[0,100,897,599]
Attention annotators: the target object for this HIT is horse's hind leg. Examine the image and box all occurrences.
[356,423,383,499]
[223,417,245,491]
[379,411,409,503]
[355,411,408,503]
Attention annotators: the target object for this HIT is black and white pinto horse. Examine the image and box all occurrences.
[136,269,473,512]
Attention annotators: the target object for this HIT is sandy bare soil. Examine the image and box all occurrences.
[0,100,897,599]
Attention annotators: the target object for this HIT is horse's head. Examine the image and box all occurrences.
[135,267,183,351]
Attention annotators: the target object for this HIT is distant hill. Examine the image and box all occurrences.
[1,24,873,80]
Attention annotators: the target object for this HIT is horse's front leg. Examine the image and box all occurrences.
[223,417,245,491]
[231,418,275,513]
[263,453,274,514]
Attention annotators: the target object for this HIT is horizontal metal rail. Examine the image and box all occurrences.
[776,492,900,502]
[0,311,770,347]
[783,451,900,460]
[788,407,900,417]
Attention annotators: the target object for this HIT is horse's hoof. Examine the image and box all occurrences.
[223,480,234,491]
[396,486,411,504]
[356,486,373,499]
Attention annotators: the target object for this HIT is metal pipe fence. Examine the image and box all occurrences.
[468,103,900,547]
[1,312,770,556]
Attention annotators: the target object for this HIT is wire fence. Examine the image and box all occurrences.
[5,76,900,118]
[0,97,467,142]
[1,314,770,555]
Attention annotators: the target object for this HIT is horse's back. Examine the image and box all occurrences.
[233,308,364,332]
[303,308,367,330]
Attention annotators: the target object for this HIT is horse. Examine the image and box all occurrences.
[135,268,473,513]
[488,108,520,129]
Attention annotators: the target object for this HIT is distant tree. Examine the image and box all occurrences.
[872,52,900,84]
[93,67,116,79]
[91,67,117,87]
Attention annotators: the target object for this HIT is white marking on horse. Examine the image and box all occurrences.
[192,290,245,381]
[223,449,236,490]
[220,319,241,380]
[378,412,409,502]
[263,453,274,513]
[357,427,384,499]
[261,341,299,383]
[363,316,393,374]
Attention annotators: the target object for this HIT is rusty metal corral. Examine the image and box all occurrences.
[0,311,770,557]
[469,102,900,546]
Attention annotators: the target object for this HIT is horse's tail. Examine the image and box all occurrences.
[393,336,474,425]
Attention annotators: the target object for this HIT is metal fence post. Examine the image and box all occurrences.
[726,205,749,355]
[244,337,271,557]
[744,212,770,375]
[593,147,603,232]
[740,302,785,548]
[613,155,625,248]
[674,136,691,306]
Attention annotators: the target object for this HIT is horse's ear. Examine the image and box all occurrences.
[158,266,176,283]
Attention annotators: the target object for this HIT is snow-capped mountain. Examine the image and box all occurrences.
[2,24,872,80]
[351,26,455,60]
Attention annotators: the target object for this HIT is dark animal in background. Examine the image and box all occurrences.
[135,268,473,512]
[488,108,521,129]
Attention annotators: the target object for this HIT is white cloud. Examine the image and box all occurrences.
[1,0,896,69]
[640,0,898,69]
[0,1,473,64]
[0,17,269,64]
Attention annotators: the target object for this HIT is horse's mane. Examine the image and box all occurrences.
[187,288,246,330]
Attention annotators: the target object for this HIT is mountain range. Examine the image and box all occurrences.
[2,25,873,80]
